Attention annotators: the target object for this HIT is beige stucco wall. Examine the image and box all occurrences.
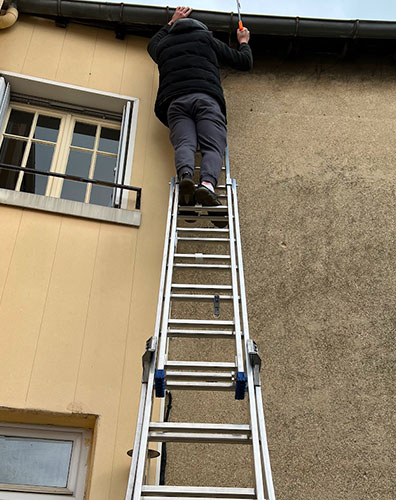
[0,15,172,499]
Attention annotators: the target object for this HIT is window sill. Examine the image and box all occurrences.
[0,189,141,227]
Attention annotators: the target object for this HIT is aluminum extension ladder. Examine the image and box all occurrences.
[125,149,275,500]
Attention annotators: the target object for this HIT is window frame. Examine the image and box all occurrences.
[0,423,91,500]
[57,113,121,205]
[0,71,141,226]
[1,104,66,197]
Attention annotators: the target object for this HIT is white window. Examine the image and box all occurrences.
[0,423,91,500]
[0,72,140,226]
[1,103,121,206]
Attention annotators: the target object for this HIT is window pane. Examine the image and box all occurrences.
[0,138,27,189]
[61,149,92,202]
[5,109,34,137]
[90,154,116,207]
[20,143,54,195]
[0,435,72,488]
[98,127,120,154]
[34,115,61,142]
[71,122,96,149]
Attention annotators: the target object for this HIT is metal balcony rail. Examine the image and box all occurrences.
[0,162,142,210]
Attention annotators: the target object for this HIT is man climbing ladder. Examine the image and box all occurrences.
[147,6,252,213]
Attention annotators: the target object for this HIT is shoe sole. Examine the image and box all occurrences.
[195,186,228,229]
[195,186,220,206]
[179,177,195,206]
[179,177,196,223]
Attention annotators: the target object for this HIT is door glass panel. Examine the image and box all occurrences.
[0,138,27,189]
[98,128,120,154]
[0,435,72,488]
[5,110,34,137]
[34,115,61,142]
[90,154,116,206]
[61,149,92,202]
[21,143,54,195]
[71,122,96,149]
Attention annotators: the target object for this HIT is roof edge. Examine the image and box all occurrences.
[13,0,396,39]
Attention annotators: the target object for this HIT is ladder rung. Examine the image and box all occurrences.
[148,422,251,443]
[142,486,256,498]
[179,215,230,221]
[174,263,232,269]
[166,370,233,380]
[177,227,229,233]
[166,361,236,370]
[167,329,234,338]
[165,381,234,391]
[194,165,226,171]
[172,284,233,291]
[177,237,230,242]
[142,497,253,500]
[149,422,250,432]
[175,253,230,260]
[168,319,234,328]
[171,294,233,301]
[178,206,228,212]
[148,431,250,444]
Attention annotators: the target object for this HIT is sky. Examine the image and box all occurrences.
[86,1,396,21]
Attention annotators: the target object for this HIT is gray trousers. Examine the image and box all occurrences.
[167,93,227,187]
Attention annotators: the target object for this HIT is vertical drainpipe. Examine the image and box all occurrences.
[0,1,19,29]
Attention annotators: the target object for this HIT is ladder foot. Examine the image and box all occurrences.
[155,369,166,397]
[235,372,247,400]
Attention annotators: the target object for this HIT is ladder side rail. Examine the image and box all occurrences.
[226,183,244,373]
[232,179,276,500]
[132,349,161,500]
[229,181,264,500]
[225,146,232,186]
[156,179,180,387]
[225,149,245,398]
[255,387,276,500]
[126,180,176,500]
[125,383,149,499]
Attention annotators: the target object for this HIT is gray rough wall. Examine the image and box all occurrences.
[222,57,395,500]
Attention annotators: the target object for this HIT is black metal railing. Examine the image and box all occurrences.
[0,162,142,210]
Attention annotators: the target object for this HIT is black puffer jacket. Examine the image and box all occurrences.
[147,19,253,126]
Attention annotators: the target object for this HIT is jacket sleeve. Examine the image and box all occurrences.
[147,25,171,63]
[212,37,253,71]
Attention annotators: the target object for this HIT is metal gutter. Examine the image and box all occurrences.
[13,0,396,39]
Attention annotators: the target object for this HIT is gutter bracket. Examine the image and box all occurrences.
[294,16,300,37]
[229,12,234,46]
[352,19,359,39]
[115,25,127,40]
[55,16,68,28]
[119,2,124,23]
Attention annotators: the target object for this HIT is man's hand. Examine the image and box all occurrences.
[168,6,192,25]
[237,27,250,44]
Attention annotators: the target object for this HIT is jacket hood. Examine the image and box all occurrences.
[169,18,209,33]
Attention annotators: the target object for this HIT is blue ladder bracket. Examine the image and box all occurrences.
[235,371,247,400]
[154,369,166,398]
